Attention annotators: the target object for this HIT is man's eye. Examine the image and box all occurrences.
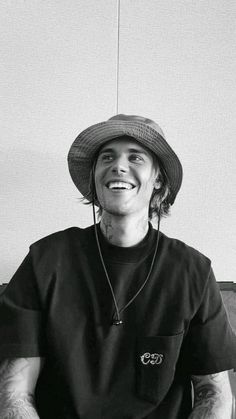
[101,154,113,161]
[130,154,143,162]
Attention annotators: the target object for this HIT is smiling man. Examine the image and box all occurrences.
[94,137,162,247]
[0,114,236,419]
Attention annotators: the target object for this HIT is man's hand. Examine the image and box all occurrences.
[189,370,233,418]
[0,357,44,418]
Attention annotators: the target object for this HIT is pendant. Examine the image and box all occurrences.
[112,319,123,326]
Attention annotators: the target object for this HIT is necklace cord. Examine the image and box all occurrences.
[93,202,121,322]
[118,213,161,315]
[92,202,161,324]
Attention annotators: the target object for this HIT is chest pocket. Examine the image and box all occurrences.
[136,332,184,405]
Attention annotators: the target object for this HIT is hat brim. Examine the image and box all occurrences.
[68,120,183,205]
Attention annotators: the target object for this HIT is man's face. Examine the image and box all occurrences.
[94,137,160,217]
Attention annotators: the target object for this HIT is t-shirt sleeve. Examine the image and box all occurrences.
[0,251,46,358]
[186,267,236,375]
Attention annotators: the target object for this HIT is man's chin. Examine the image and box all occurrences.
[102,205,132,217]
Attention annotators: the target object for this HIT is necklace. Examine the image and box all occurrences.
[92,204,161,326]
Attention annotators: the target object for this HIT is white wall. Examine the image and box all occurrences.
[1,0,236,283]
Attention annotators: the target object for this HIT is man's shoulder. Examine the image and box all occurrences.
[30,225,94,252]
[160,231,211,270]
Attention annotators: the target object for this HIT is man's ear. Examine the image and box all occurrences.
[154,179,161,190]
[153,178,169,203]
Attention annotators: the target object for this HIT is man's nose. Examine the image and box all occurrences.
[111,156,129,174]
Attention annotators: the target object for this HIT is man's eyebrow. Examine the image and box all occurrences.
[99,148,115,154]
[128,148,149,155]
[99,147,149,155]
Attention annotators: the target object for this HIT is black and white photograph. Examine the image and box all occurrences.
[1,1,236,418]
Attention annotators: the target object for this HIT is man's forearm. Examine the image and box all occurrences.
[188,394,230,419]
[0,391,40,418]
[0,358,43,418]
[189,373,232,419]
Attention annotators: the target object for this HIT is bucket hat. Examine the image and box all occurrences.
[68,114,183,205]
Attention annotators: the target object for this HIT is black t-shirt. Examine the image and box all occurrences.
[0,224,235,419]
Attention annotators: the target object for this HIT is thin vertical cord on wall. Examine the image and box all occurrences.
[116,0,120,114]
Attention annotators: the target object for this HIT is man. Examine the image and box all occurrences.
[0,114,235,418]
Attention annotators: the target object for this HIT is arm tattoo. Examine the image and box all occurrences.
[191,384,220,418]
[188,372,232,419]
[0,359,40,419]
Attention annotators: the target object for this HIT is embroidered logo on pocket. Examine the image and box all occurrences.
[140,352,164,365]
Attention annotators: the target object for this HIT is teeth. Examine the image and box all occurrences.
[108,182,133,190]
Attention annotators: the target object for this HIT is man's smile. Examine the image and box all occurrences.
[106,181,136,191]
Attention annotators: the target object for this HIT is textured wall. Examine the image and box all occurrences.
[1,0,236,283]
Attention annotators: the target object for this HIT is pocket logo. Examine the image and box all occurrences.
[140,352,164,365]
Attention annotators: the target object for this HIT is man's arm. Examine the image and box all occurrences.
[0,357,44,418]
[189,370,233,419]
